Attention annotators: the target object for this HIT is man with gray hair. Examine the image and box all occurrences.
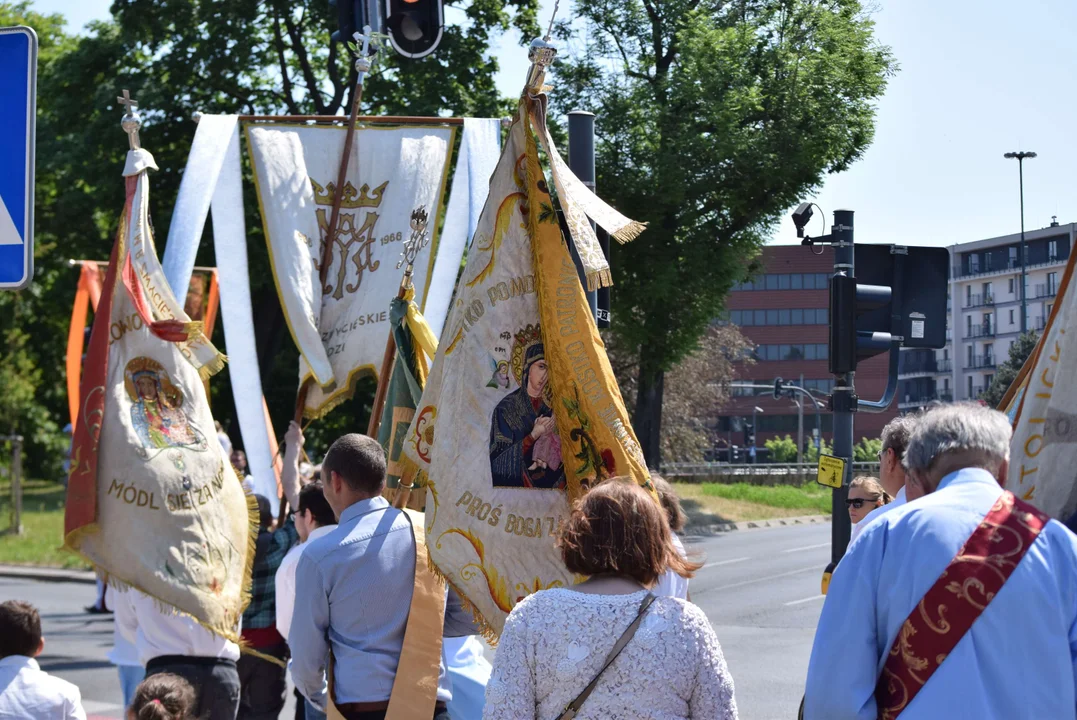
[804,402,1077,719]
[849,414,918,543]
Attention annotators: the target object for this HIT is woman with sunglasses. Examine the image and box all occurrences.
[846,476,891,527]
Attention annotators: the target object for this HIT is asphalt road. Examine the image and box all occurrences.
[1,521,830,720]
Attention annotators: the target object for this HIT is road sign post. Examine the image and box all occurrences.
[0,26,37,290]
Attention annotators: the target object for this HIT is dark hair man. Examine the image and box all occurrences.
[290,433,477,720]
[0,600,86,718]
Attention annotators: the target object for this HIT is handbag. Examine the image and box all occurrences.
[556,593,657,720]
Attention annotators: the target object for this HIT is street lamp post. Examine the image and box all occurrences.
[1004,151,1037,333]
[752,406,763,464]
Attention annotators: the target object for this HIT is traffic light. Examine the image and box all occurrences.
[385,0,444,58]
[328,0,364,45]
[743,423,755,448]
[829,241,950,375]
[773,377,785,400]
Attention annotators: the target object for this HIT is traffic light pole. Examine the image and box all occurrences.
[830,209,856,566]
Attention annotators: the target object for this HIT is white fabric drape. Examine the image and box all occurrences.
[162,115,279,513]
[425,118,502,339]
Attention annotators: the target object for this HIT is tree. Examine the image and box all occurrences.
[1,0,540,476]
[853,437,882,462]
[765,434,798,463]
[981,331,1039,408]
[608,324,753,464]
[550,0,896,466]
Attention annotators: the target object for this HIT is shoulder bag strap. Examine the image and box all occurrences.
[557,593,657,720]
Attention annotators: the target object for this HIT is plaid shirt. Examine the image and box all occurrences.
[243,517,299,631]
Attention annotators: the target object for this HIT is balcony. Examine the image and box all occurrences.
[936,359,953,373]
[964,323,996,339]
[1034,316,1048,332]
[970,386,985,399]
[954,255,1067,280]
[1035,284,1058,299]
[964,293,995,309]
[966,355,996,370]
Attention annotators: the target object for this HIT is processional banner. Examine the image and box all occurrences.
[65,148,251,638]
[246,124,455,419]
[1004,247,1077,522]
[401,96,650,638]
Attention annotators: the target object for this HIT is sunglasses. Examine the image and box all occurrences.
[846,497,879,510]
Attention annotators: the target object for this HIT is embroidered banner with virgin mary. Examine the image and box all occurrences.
[400,50,652,638]
[65,142,252,639]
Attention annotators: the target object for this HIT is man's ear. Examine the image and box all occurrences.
[35,637,44,658]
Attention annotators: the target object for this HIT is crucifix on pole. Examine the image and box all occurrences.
[117,89,142,150]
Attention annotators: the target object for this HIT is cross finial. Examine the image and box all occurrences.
[117,88,143,150]
[352,25,375,82]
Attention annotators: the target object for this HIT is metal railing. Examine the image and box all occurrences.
[1035,284,1058,299]
[964,293,995,309]
[664,461,881,484]
[899,392,954,409]
[1034,316,1048,331]
[964,324,996,339]
[936,359,953,373]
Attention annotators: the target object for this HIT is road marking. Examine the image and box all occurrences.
[702,557,750,569]
[784,594,825,606]
[783,542,830,553]
[713,565,818,591]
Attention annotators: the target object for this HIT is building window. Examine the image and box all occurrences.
[1050,240,1058,261]
[985,373,994,388]
[754,343,828,361]
[1048,272,1059,295]
[791,309,803,325]
[967,345,973,366]
[1008,278,1015,294]
[791,274,802,289]
[1009,309,1015,325]
[1009,246,1018,268]
[967,376,973,399]
[766,275,778,290]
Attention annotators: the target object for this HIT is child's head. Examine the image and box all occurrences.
[127,673,196,720]
[0,600,43,659]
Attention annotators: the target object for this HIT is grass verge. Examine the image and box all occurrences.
[675,481,832,525]
[0,479,87,569]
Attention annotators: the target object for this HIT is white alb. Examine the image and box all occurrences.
[483,589,737,720]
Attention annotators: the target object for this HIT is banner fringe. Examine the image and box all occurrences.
[198,352,229,381]
[612,221,647,244]
[426,547,501,647]
[585,268,613,292]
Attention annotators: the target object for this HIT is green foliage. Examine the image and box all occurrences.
[981,331,1039,408]
[0,0,538,478]
[853,437,883,462]
[699,481,831,513]
[0,479,84,567]
[550,0,895,461]
[805,438,834,464]
[764,434,799,463]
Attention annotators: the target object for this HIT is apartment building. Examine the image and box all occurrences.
[898,219,1075,410]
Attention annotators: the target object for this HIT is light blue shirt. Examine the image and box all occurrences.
[291,496,470,706]
[805,468,1077,719]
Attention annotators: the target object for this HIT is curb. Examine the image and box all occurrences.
[0,564,96,584]
[685,514,831,536]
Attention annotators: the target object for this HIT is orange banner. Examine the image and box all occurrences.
[66,262,104,428]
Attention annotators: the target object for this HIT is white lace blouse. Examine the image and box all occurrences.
[483,588,738,720]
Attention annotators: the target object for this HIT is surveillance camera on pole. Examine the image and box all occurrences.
[385,0,444,58]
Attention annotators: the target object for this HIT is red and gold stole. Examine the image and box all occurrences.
[875,491,1048,719]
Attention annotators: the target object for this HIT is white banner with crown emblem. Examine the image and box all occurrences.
[246,123,456,418]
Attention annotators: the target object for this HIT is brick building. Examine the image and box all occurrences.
[715,244,898,459]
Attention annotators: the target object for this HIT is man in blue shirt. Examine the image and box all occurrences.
[291,433,472,720]
[805,402,1077,719]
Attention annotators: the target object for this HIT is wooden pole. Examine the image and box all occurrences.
[279,38,372,525]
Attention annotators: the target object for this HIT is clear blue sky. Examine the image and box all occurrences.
[34,0,1076,249]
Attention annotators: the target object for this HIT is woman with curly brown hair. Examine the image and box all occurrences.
[483,479,738,720]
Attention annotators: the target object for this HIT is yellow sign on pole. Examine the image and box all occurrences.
[816,454,846,489]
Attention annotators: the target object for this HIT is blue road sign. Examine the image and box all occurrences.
[0,26,37,290]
